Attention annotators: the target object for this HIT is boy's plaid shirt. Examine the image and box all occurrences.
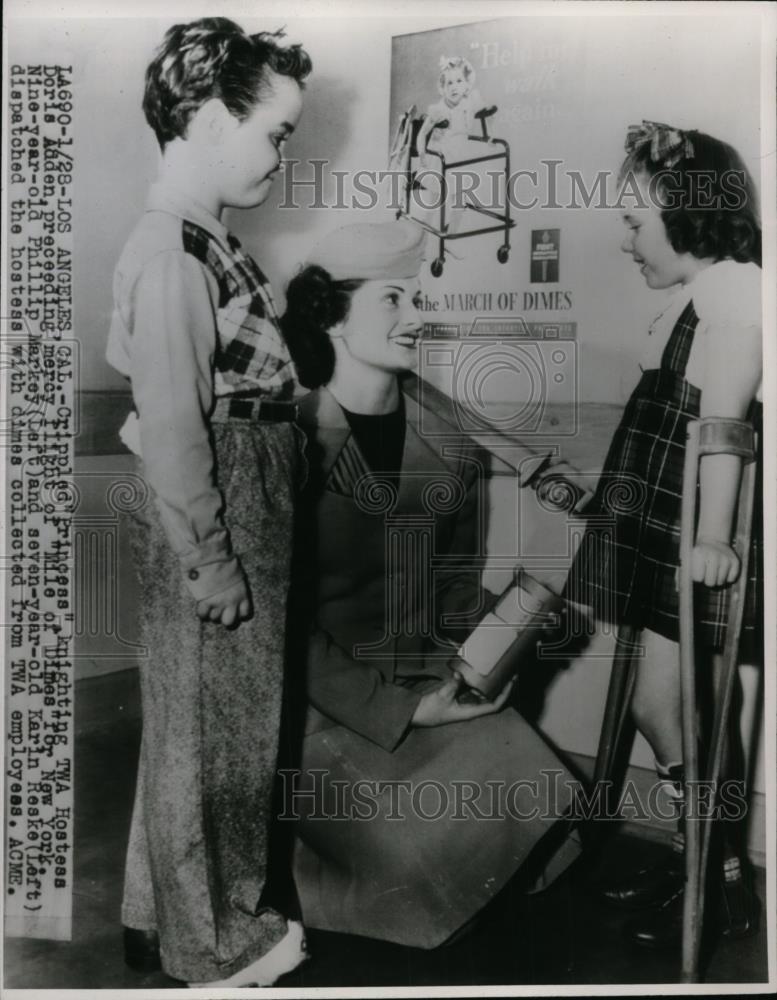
[182,220,297,401]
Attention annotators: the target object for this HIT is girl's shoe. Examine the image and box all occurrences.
[625,877,759,949]
[719,873,761,940]
[597,857,684,910]
[625,886,684,949]
[187,920,307,988]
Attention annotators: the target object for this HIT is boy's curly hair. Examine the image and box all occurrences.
[143,17,312,148]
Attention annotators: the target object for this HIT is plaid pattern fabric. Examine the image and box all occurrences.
[624,120,695,169]
[567,300,762,656]
[182,222,296,401]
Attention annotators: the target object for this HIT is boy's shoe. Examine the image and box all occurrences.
[597,858,685,910]
[625,877,760,950]
[187,920,307,988]
[123,926,161,973]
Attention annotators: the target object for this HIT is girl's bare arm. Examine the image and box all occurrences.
[694,322,761,585]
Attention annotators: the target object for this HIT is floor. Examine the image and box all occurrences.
[4,718,768,991]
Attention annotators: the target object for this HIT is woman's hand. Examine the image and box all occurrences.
[410,667,514,728]
[691,536,741,587]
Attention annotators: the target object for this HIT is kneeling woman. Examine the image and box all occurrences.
[282,221,581,948]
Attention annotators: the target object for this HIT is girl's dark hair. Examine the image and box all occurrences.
[281,266,364,389]
[620,130,761,266]
[143,17,312,149]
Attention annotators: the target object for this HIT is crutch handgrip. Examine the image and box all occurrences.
[697,416,756,460]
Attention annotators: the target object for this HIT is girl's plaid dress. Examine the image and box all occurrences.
[566,299,762,660]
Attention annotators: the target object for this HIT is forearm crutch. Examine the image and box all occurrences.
[593,624,640,803]
[678,417,757,983]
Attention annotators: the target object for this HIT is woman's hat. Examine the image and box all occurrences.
[305,220,426,280]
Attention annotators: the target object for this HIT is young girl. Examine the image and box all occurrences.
[416,56,484,233]
[106,18,311,986]
[567,121,762,947]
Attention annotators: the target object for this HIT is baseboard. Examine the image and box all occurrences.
[564,750,766,870]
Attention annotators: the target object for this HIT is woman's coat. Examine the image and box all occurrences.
[287,382,581,948]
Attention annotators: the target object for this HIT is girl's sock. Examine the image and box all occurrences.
[655,759,685,855]
[655,760,749,885]
[722,854,743,883]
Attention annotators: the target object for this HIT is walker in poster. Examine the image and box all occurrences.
[390,55,516,277]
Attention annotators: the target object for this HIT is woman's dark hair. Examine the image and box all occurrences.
[143,17,312,149]
[620,130,761,266]
[281,266,364,389]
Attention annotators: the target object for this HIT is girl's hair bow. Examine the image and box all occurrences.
[625,120,695,168]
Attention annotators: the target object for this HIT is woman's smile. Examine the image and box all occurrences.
[391,330,421,349]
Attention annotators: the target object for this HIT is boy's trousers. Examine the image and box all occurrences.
[120,421,303,983]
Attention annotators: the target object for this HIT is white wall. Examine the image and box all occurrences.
[9,9,764,400]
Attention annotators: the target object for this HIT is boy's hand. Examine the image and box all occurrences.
[196,578,253,627]
[411,666,513,728]
[691,537,741,587]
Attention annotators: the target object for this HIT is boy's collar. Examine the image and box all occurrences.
[146,181,230,243]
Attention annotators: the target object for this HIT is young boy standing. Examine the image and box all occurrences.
[106,18,311,986]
